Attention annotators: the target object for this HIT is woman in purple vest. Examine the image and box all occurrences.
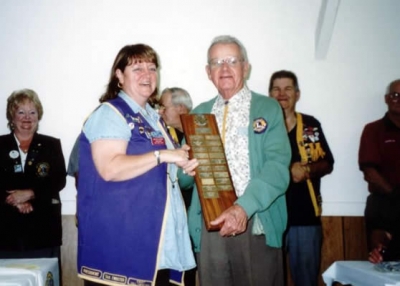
[77,44,198,286]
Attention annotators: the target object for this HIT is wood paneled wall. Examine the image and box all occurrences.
[61,215,367,286]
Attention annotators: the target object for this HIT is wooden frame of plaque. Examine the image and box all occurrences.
[180,114,237,231]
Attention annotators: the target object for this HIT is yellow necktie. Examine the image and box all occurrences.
[169,127,179,144]
[221,101,229,145]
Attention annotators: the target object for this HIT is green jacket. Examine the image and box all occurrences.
[179,91,291,252]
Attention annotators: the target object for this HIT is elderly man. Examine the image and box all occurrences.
[159,87,194,208]
[159,87,196,286]
[159,87,193,145]
[359,79,400,263]
[269,70,334,286]
[181,35,291,286]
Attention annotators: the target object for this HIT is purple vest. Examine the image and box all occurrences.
[77,97,183,285]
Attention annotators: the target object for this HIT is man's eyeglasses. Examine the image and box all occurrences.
[158,104,175,110]
[208,56,244,69]
[388,92,400,100]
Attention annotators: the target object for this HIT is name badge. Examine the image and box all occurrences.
[14,164,23,173]
[151,137,165,145]
[9,150,19,159]
[150,131,165,145]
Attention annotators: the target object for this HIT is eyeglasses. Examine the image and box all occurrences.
[208,56,244,69]
[388,92,400,100]
[158,104,175,110]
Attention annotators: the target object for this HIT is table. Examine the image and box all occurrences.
[0,258,59,286]
[322,261,400,286]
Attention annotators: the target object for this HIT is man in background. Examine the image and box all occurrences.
[269,70,334,286]
[159,87,193,146]
[159,87,193,208]
[359,79,400,263]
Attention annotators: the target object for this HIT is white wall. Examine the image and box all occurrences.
[0,0,399,215]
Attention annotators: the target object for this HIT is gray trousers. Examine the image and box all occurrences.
[197,219,284,286]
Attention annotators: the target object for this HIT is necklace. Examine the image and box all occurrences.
[19,146,29,154]
[17,137,32,154]
[167,172,178,188]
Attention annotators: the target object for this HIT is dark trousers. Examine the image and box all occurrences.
[184,267,197,286]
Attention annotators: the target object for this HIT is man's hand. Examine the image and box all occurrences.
[362,167,393,195]
[210,205,248,237]
[369,247,384,264]
[291,162,309,183]
[368,229,391,264]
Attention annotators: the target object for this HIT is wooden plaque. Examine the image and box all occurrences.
[180,114,237,231]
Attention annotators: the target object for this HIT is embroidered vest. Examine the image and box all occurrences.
[77,97,183,285]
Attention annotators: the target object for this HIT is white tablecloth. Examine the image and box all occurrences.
[322,261,400,286]
[0,258,59,286]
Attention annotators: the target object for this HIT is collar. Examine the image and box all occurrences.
[118,91,160,122]
[383,112,400,130]
[215,85,250,107]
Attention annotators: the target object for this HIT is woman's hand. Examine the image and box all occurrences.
[174,144,198,176]
[179,158,199,176]
[16,202,34,214]
[6,189,35,206]
[154,145,198,176]
[161,144,190,164]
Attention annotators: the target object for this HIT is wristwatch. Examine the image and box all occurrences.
[154,150,160,165]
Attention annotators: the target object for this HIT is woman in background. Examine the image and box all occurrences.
[77,44,198,286]
[0,89,66,274]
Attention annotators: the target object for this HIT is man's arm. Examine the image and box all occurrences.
[362,167,394,195]
[291,159,333,183]
[292,117,334,182]
[233,99,291,226]
[359,123,397,195]
[308,160,333,179]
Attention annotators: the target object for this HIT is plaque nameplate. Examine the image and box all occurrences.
[181,114,237,231]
